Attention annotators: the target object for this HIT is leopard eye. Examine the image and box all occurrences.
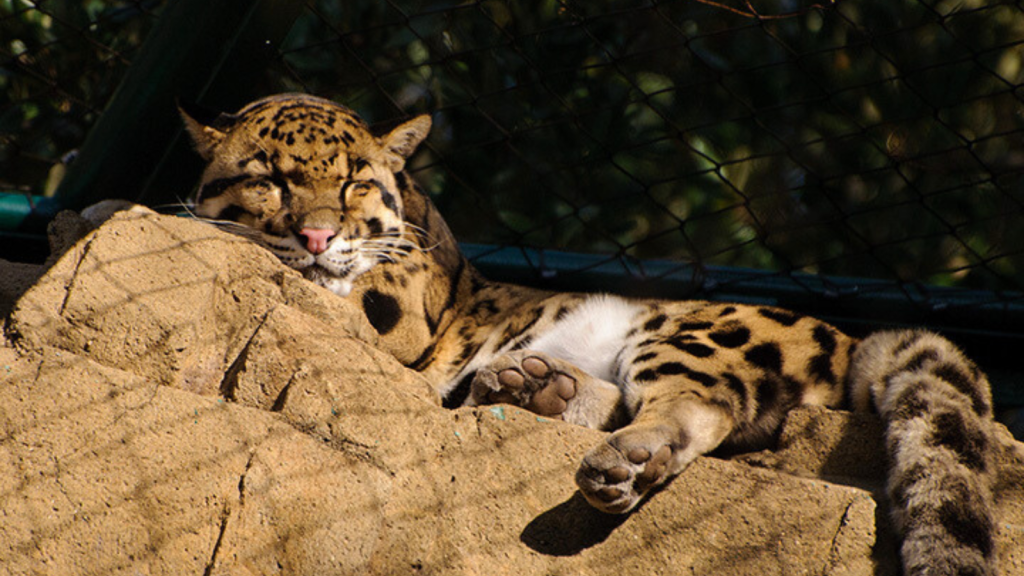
[342,180,376,199]
[238,179,284,219]
[197,174,248,204]
[266,174,291,198]
[217,205,247,222]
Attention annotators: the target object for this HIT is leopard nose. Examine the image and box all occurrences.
[298,228,336,255]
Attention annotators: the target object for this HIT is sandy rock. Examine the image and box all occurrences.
[7,211,382,396]
[1,212,1022,575]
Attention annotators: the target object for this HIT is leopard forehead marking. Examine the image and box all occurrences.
[213,96,380,182]
[185,94,432,295]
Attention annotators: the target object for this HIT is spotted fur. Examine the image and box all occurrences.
[184,94,1000,575]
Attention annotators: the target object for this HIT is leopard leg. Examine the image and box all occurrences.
[468,350,623,429]
[575,390,735,513]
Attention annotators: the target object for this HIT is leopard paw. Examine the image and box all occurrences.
[575,425,680,513]
[470,351,578,419]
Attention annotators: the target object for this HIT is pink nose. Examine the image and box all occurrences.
[299,228,336,255]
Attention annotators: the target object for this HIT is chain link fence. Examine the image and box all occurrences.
[2,1,1023,309]
[258,0,1024,303]
[0,0,161,196]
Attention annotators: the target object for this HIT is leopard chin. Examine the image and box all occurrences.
[302,265,358,297]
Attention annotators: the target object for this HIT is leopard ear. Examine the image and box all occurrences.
[381,115,432,172]
[178,99,238,161]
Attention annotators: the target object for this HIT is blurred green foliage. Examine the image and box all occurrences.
[270,0,1024,291]
[0,0,160,194]
[2,0,1022,292]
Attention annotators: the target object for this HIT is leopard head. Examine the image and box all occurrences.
[181,93,432,296]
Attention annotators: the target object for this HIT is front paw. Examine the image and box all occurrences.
[575,424,679,513]
[469,351,578,419]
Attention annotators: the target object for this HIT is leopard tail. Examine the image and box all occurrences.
[847,329,998,576]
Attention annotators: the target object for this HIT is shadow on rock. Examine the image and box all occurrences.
[520,491,630,556]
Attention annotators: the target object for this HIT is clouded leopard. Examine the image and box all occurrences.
[181,93,1000,575]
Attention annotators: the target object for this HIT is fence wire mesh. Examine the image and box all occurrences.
[0,0,163,197]
[2,0,1023,303]
[264,0,1024,300]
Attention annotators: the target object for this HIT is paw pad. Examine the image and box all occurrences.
[576,430,678,513]
[632,445,672,487]
[475,354,578,418]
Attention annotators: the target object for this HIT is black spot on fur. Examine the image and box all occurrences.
[755,376,779,414]
[362,290,402,335]
[745,342,783,373]
[937,499,994,557]
[635,368,658,382]
[808,326,838,384]
[753,374,801,418]
[656,362,717,387]
[677,321,714,331]
[516,306,544,335]
[901,348,940,373]
[758,308,801,326]
[443,373,474,409]
[889,381,931,421]
[930,411,988,472]
[721,373,748,411]
[932,362,990,417]
[216,205,246,222]
[718,306,736,317]
[892,331,923,355]
[656,362,688,375]
[496,306,543,351]
[457,342,483,364]
[812,325,837,353]
[199,174,249,200]
[366,217,383,236]
[469,299,500,317]
[808,354,836,385]
[409,342,436,371]
[644,314,668,331]
[634,352,658,363]
[709,325,750,348]
[667,338,715,358]
[379,186,399,213]
[394,171,409,190]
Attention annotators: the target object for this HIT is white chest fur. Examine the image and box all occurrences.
[525,294,644,383]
